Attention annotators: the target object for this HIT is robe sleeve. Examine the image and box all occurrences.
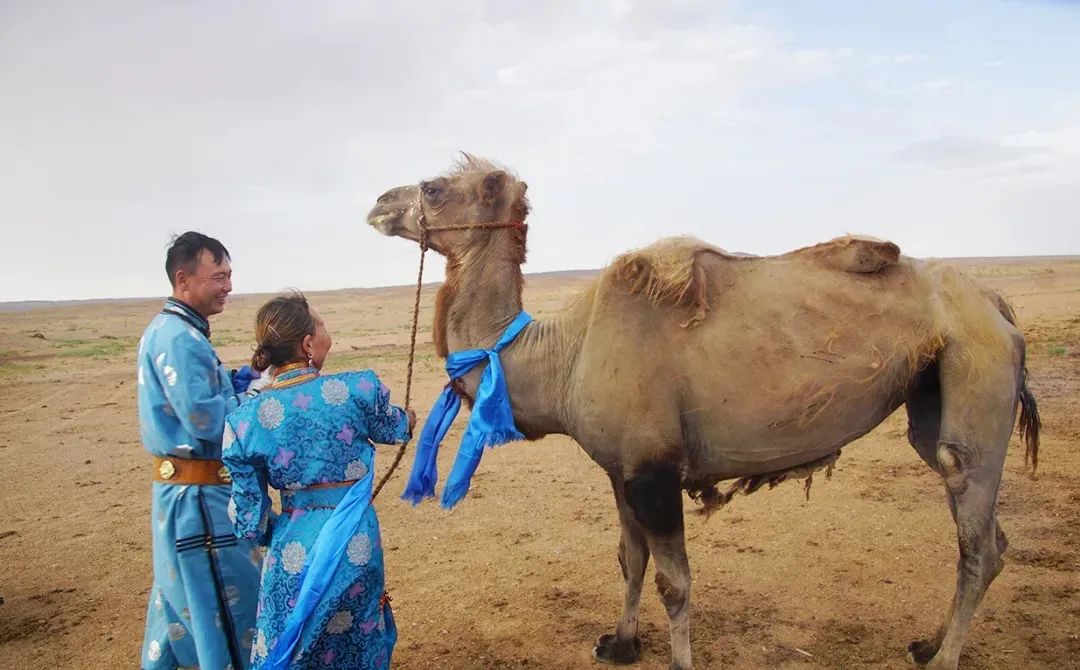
[222,418,274,544]
[355,371,411,445]
[154,332,239,442]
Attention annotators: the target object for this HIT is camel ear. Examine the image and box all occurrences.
[479,171,507,201]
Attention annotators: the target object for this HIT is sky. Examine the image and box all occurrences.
[2,0,1078,302]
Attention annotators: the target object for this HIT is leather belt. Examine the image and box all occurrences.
[153,457,232,485]
[280,479,359,513]
[300,479,357,491]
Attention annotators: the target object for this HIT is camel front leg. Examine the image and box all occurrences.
[594,474,650,665]
[625,462,693,670]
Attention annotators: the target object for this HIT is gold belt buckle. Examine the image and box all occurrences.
[217,466,232,484]
[158,459,176,480]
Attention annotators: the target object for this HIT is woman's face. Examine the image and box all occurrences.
[303,307,333,370]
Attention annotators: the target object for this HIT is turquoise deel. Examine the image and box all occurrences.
[223,367,410,669]
[137,298,261,669]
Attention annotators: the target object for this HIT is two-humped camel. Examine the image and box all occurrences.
[367,156,1040,670]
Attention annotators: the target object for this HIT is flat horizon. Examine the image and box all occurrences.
[3,253,1078,314]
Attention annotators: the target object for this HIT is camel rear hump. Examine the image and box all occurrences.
[608,234,904,330]
[784,234,901,273]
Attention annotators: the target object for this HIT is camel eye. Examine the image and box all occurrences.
[422,184,442,199]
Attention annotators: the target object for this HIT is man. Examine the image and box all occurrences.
[138,232,263,669]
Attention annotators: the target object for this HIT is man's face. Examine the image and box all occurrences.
[176,250,232,317]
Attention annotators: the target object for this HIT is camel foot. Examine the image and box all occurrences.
[592,633,641,665]
[923,658,958,670]
[906,638,941,666]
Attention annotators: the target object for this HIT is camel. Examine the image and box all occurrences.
[365,156,1041,670]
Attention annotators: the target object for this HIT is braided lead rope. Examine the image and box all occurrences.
[369,190,525,499]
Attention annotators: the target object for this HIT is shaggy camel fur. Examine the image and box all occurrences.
[366,155,1040,670]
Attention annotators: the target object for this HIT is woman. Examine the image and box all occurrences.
[223,292,415,669]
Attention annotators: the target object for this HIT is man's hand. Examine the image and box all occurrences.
[406,408,417,433]
[231,365,259,394]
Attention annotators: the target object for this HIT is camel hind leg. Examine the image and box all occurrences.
[903,360,953,664]
[905,358,1014,666]
[910,336,1023,670]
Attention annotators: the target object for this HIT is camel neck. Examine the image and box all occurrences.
[439,239,525,354]
[432,239,583,438]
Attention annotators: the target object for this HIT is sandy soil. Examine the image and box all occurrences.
[1,257,1077,669]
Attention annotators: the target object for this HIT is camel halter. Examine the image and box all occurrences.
[370,188,527,499]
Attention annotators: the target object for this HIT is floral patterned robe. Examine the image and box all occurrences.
[223,366,410,669]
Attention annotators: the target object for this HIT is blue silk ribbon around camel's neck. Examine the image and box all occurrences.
[402,310,533,509]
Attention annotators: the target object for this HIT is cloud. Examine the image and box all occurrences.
[863,75,964,98]
[1006,123,1080,156]
[0,0,860,300]
[919,78,958,92]
[0,1,859,204]
[792,47,855,74]
[1,0,1076,301]
[894,136,1048,170]
[0,3,847,184]
[869,52,929,65]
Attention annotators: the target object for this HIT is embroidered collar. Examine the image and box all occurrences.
[273,363,319,389]
[162,297,211,339]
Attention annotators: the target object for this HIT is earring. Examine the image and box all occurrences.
[307,352,313,364]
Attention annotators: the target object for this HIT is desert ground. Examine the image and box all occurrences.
[0,256,1077,670]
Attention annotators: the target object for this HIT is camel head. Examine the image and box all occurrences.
[366,154,529,261]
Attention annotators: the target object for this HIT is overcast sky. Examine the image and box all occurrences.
[2,0,1078,302]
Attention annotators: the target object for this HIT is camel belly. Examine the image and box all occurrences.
[668,273,928,477]
[678,369,908,479]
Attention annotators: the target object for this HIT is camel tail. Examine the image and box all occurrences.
[1018,368,1041,473]
[984,287,1041,473]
